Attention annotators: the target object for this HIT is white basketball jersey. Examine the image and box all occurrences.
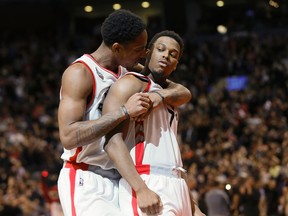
[60,54,128,169]
[124,72,183,169]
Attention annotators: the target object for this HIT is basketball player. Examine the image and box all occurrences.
[57,10,192,216]
[103,30,205,215]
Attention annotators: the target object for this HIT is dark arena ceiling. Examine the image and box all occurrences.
[0,0,286,35]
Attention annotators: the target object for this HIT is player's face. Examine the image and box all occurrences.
[117,30,148,69]
[148,36,180,82]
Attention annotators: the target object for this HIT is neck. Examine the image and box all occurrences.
[91,42,118,72]
[149,70,166,86]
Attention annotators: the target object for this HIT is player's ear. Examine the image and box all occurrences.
[111,43,122,53]
[145,49,151,56]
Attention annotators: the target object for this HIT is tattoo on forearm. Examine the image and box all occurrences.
[76,123,96,145]
[75,110,123,146]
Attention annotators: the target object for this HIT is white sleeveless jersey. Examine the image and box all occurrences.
[60,54,128,169]
[124,72,183,169]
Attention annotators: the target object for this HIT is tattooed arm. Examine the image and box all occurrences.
[58,63,151,150]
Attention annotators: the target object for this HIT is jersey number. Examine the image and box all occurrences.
[168,107,175,126]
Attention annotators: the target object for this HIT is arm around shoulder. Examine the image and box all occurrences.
[58,64,130,150]
[157,79,192,107]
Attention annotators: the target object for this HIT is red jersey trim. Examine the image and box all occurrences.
[69,147,83,163]
[85,54,122,78]
[73,60,96,110]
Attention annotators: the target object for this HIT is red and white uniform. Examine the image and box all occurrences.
[119,73,192,216]
[58,54,127,216]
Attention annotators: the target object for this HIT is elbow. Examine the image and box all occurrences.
[179,88,192,105]
[176,84,192,104]
[59,122,82,150]
[60,133,76,150]
[103,137,116,154]
[186,88,192,102]
[104,134,123,155]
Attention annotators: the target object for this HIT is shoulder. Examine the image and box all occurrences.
[62,62,92,83]
[114,73,143,89]
[107,73,146,97]
[61,62,93,98]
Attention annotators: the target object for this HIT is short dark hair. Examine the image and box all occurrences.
[101,9,146,46]
[148,30,184,58]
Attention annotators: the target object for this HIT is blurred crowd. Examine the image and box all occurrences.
[178,29,288,216]
[0,24,288,215]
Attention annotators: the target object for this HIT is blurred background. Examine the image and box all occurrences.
[0,0,288,215]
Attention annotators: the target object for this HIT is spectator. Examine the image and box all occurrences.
[205,179,231,216]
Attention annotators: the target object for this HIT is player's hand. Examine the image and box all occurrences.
[136,187,163,215]
[124,92,151,118]
[134,91,163,120]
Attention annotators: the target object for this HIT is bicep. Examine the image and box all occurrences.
[103,76,141,139]
[58,65,93,131]
[103,76,141,114]
[58,96,86,128]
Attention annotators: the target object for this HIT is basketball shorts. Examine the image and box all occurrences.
[119,173,192,216]
[58,165,124,216]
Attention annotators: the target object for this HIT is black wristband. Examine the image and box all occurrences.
[154,91,165,102]
[121,105,130,119]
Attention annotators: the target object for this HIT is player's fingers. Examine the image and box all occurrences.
[146,207,155,215]
[147,205,161,215]
[155,197,163,213]
[143,99,153,109]
[137,102,153,121]
[140,101,150,109]
[135,97,151,112]
[150,202,162,215]
[137,92,150,102]
[139,206,149,214]
[140,98,151,107]
[148,197,163,215]
[158,199,163,210]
